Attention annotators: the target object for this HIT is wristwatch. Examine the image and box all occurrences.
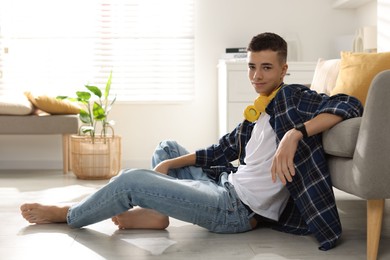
[294,123,308,138]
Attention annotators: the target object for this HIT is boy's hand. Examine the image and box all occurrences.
[271,128,302,185]
[153,153,196,175]
[153,160,171,175]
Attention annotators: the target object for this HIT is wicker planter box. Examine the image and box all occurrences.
[70,135,121,180]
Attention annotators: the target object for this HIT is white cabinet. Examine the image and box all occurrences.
[217,60,316,136]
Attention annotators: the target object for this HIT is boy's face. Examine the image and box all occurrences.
[247,50,288,96]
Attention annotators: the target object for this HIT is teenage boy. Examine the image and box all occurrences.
[21,32,363,251]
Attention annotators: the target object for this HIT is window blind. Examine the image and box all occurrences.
[0,0,194,101]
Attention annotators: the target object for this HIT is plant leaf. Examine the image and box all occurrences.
[105,96,117,114]
[107,120,115,126]
[104,71,112,100]
[85,85,102,98]
[79,109,92,124]
[93,102,106,120]
[80,126,94,134]
[76,91,91,101]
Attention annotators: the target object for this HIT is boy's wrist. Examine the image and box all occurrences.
[292,128,304,140]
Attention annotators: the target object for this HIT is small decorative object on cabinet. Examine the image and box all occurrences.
[58,72,121,180]
[217,60,316,136]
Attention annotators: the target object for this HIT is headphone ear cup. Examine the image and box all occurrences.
[244,105,259,122]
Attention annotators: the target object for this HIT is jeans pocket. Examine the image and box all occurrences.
[223,182,239,212]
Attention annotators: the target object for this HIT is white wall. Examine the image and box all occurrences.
[0,0,377,170]
[356,1,378,27]
[378,0,390,52]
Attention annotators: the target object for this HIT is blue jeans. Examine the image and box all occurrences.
[67,140,253,233]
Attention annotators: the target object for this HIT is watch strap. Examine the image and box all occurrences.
[295,123,308,138]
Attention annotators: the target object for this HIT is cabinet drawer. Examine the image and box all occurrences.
[284,70,315,84]
[285,62,317,84]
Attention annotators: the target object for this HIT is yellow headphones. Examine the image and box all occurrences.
[243,84,283,122]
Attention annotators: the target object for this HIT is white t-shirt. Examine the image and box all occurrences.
[228,113,289,221]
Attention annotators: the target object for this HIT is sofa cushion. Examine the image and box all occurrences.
[310,58,340,95]
[25,92,80,115]
[0,95,34,115]
[331,51,390,106]
[0,114,79,135]
[323,117,361,158]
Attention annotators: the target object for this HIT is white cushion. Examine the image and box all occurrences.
[310,58,341,95]
[0,95,34,115]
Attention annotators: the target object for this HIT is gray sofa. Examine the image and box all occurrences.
[323,70,390,260]
[0,114,79,173]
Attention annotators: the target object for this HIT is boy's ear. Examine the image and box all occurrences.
[281,63,288,78]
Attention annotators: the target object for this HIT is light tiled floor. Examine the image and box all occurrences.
[1,170,389,260]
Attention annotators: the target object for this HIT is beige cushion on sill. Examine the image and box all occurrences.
[0,95,34,115]
[25,91,80,115]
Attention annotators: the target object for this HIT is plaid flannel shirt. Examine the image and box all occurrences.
[195,84,363,250]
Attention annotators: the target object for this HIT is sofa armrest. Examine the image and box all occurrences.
[351,69,390,198]
[323,117,361,158]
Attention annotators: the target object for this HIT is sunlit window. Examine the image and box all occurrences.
[0,0,194,101]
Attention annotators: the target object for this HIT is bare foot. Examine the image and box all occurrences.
[20,203,69,224]
[112,207,169,230]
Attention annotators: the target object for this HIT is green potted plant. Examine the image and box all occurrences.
[58,71,116,141]
[58,72,121,180]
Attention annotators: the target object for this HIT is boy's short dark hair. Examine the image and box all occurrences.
[247,32,287,64]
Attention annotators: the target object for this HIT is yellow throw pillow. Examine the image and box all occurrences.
[331,51,390,105]
[25,92,80,115]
